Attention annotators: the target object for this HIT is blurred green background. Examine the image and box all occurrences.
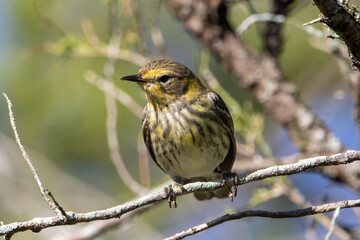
[0,0,359,239]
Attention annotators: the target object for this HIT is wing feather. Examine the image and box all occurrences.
[207,91,236,172]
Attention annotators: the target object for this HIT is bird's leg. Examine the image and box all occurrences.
[163,185,175,208]
[221,172,239,201]
[164,183,183,208]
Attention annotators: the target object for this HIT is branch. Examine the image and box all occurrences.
[102,23,147,195]
[238,150,360,183]
[2,93,66,222]
[1,150,359,238]
[236,13,285,36]
[263,0,295,57]
[165,198,360,240]
[312,0,360,70]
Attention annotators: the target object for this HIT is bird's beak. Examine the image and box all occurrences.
[120,74,146,83]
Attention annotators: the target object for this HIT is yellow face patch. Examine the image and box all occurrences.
[181,78,205,100]
[141,69,167,80]
[142,82,166,102]
[139,68,206,105]
[140,69,168,101]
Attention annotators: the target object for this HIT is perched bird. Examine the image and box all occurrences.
[121,60,236,206]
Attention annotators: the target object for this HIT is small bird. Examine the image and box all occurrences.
[121,60,236,207]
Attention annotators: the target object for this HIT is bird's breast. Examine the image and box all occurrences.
[145,101,230,181]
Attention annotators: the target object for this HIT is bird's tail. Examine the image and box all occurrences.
[193,187,229,200]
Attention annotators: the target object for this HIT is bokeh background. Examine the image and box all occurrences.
[0,0,359,239]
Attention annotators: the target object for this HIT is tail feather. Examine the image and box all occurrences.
[194,187,229,200]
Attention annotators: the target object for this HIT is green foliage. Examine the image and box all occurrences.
[49,34,83,56]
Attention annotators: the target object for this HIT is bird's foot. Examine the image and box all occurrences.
[222,172,239,201]
[164,183,183,208]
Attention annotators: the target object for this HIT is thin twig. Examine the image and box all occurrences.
[150,0,169,58]
[236,13,286,36]
[132,0,148,56]
[312,0,360,69]
[84,71,143,118]
[1,150,360,237]
[325,206,341,240]
[32,18,149,66]
[33,0,65,37]
[2,93,66,221]
[80,18,148,66]
[303,17,322,26]
[102,19,147,195]
[164,198,360,240]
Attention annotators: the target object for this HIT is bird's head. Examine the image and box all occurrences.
[121,60,206,105]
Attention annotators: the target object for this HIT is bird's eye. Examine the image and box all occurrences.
[159,75,171,83]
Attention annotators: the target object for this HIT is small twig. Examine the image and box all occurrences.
[302,24,324,38]
[312,0,360,69]
[104,77,147,195]
[325,206,341,240]
[327,34,340,39]
[303,17,322,26]
[33,0,65,37]
[236,13,286,36]
[84,71,143,118]
[81,18,102,46]
[164,198,360,240]
[132,0,148,56]
[150,0,169,58]
[2,93,66,221]
[80,19,148,66]
[46,190,67,217]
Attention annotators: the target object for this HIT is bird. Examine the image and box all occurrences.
[121,59,237,207]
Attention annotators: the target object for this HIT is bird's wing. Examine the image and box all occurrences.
[207,91,236,172]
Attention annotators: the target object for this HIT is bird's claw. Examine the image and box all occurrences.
[222,172,239,201]
[164,183,183,208]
